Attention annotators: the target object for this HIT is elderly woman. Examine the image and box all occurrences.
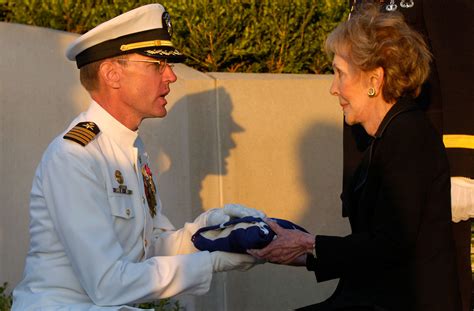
[249,4,461,311]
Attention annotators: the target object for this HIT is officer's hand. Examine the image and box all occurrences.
[210,251,262,272]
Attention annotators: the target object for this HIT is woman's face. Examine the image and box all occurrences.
[329,54,372,127]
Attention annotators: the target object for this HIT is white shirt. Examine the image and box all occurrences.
[13,101,213,310]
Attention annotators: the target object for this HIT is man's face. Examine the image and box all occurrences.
[118,54,177,123]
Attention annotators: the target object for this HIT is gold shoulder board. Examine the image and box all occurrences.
[63,122,100,146]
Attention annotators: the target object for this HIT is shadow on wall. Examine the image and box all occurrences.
[140,87,243,224]
[187,87,243,213]
[282,120,351,308]
[298,121,349,236]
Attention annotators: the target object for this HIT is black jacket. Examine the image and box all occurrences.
[308,98,461,311]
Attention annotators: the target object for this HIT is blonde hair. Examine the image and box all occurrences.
[325,3,432,102]
[79,55,129,92]
[79,60,102,92]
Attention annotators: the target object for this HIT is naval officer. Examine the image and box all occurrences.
[12,4,264,310]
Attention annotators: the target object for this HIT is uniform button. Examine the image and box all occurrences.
[125,208,131,217]
[142,197,146,204]
[144,239,148,247]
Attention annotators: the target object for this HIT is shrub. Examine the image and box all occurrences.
[0,283,12,311]
[137,299,182,311]
[0,280,181,310]
[0,0,348,73]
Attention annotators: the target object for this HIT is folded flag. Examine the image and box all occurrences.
[191,216,308,254]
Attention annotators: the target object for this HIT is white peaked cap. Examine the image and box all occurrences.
[66,4,184,68]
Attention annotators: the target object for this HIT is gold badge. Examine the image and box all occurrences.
[112,170,132,195]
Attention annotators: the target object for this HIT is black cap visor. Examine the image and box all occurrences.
[75,28,185,68]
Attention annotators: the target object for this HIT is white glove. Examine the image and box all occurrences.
[210,251,262,272]
[206,203,266,226]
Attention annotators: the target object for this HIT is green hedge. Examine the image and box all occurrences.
[0,0,348,73]
[0,282,181,311]
[0,283,12,311]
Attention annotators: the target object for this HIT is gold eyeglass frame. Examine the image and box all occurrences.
[116,58,175,73]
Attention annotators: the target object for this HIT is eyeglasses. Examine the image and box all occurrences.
[116,58,175,73]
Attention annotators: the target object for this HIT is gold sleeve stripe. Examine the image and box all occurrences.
[120,40,173,51]
[64,132,88,145]
[68,130,92,142]
[70,128,94,140]
[443,134,474,149]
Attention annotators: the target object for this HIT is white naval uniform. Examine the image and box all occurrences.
[13,101,213,310]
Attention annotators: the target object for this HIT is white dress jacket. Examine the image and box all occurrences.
[13,101,213,310]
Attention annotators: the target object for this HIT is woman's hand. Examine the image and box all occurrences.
[248,219,314,265]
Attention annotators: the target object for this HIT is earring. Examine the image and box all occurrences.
[400,0,414,8]
[368,87,376,97]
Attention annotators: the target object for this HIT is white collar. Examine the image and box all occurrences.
[85,100,140,149]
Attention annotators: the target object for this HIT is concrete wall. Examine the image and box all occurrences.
[0,22,350,310]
